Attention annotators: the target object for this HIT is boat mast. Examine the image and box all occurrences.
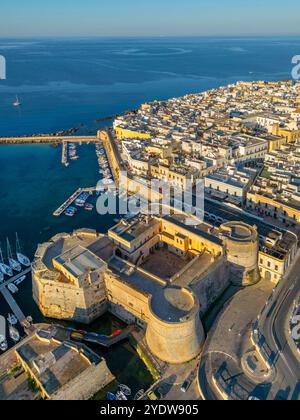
[6,238,12,260]
[16,233,21,253]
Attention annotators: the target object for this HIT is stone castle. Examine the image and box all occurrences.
[32,213,260,364]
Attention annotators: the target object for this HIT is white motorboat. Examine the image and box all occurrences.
[8,283,18,294]
[116,391,128,401]
[118,384,131,396]
[14,275,26,286]
[9,325,20,343]
[0,316,8,352]
[7,238,22,272]
[0,246,13,277]
[16,233,31,267]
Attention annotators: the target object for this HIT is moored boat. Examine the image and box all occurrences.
[84,203,94,211]
[8,283,18,294]
[0,246,13,277]
[0,316,8,352]
[7,238,22,272]
[7,314,18,326]
[9,325,20,343]
[16,233,31,267]
[14,275,26,286]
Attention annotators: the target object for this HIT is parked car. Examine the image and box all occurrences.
[181,378,192,393]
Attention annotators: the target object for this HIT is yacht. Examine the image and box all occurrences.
[7,238,21,272]
[14,275,26,286]
[8,283,18,294]
[13,95,22,107]
[9,325,20,343]
[0,246,13,277]
[116,391,128,400]
[16,233,31,267]
[0,316,8,352]
[7,314,18,326]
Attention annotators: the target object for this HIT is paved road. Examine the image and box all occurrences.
[256,252,300,400]
[199,253,300,400]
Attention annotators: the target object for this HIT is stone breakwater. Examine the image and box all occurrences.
[0,135,97,145]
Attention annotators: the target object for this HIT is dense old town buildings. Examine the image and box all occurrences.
[33,80,300,365]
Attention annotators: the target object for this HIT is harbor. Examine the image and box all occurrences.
[0,142,153,397]
[53,139,116,217]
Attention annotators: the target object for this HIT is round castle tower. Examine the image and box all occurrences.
[220,221,259,287]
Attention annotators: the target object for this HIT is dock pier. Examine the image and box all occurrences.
[61,141,68,166]
[0,268,31,328]
[53,187,97,217]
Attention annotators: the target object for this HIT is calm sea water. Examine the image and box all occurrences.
[0,37,299,136]
[0,37,299,395]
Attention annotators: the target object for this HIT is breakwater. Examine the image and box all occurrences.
[0,135,97,145]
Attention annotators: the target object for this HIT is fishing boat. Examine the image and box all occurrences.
[9,325,20,343]
[75,192,89,207]
[116,391,128,400]
[13,95,22,107]
[16,233,31,267]
[7,314,18,326]
[0,316,8,352]
[106,392,117,401]
[84,203,94,211]
[118,384,131,396]
[14,275,26,286]
[7,238,21,272]
[65,207,76,217]
[134,389,145,400]
[0,246,13,277]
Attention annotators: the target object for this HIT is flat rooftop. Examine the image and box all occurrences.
[109,216,159,243]
[42,231,114,272]
[16,329,101,398]
[54,245,105,278]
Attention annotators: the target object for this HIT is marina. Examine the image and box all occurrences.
[53,186,97,217]
[0,268,31,327]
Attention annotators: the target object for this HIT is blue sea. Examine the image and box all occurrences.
[0,37,299,136]
[0,37,299,394]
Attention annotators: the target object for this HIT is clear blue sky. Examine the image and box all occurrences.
[1,0,300,37]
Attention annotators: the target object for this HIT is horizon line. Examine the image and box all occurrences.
[0,34,300,40]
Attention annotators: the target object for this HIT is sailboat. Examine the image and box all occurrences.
[7,238,21,272]
[0,246,13,277]
[13,95,22,107]
[16,233,31,267]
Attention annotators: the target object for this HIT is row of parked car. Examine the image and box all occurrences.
[290,298,300,352]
